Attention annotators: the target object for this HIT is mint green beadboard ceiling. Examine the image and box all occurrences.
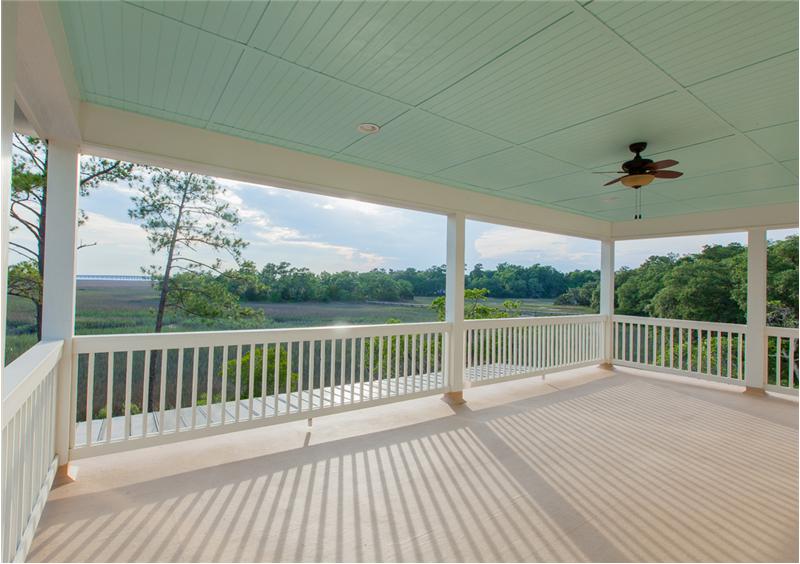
[59,0,798,221]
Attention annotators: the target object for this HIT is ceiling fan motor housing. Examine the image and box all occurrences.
[622,141,653,174]
[622,158,654,174]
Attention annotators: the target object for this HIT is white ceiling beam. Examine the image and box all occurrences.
[78,102,613,240]
[14,1,81,143]
[611,203,798,240]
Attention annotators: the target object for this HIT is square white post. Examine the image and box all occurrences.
[1,1,17,365]
[41,140,80,464]
[444,212,465,404]
[745,228,767,392]
[600,239,615,366]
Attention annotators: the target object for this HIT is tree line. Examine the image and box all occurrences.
[213,261,600,304]
[555,236,798,327]
[215,236,799,329]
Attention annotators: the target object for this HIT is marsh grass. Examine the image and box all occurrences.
[5,280,591,365]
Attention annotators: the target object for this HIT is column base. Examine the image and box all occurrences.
[442,391,465,406]
[53,463,77,488]
[744,386,767,396]
[599,362,614,370]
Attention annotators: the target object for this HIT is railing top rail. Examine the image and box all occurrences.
[765,326,800,338]
[72,321,451,353]
[612,314,746,332]
[464,314,605,329]
[2,340,63,428]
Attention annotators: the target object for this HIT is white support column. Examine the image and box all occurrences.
[41,140,80,464]
[444,212,466,404]
[600,239,615,366]
[745,228,767,392]
[1,1,17,366]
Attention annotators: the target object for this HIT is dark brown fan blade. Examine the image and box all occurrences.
[646,159,678,170]
[652,170,683,179]
[603,176,625,186]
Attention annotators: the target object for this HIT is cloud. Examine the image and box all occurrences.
[225,175,410,226]
[239,210,269,227]
[472,225,598,269]
[253,224,386,270]
[74,177,390,274]
[314,198,393,217]
[217,189,243,207]
[221,178,283,197]
[220,179,394,270]
[98,179,138,197]
[76,212,159,274]
[255,225,304,243]
[215,184,273,228]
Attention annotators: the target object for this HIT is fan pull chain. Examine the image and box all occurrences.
[639,189,642,220]
[633,189,643,220]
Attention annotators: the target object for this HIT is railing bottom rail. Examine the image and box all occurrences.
[465,360,600,388]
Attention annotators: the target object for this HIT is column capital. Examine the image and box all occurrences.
[46,138,81,152]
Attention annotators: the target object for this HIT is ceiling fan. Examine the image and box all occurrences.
[595,142,683,219]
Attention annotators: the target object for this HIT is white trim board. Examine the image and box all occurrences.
[78,103,613,241]
[14,1,80,144]
[80,103,797,241]
[611,204,798,240]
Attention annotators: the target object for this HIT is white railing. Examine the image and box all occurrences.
[65,314,795,458]
[766,327,799,393]
[70,322,450,457]
[463,315,605,386]
[613,315,747,385]
[2,340,63,563]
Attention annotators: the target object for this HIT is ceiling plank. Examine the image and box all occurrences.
[573,0,796,179]
[42,0,800,226]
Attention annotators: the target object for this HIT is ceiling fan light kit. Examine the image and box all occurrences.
[598,142,683,220]
[621,174,655,188]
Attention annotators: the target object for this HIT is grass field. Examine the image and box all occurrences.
[5,280,592,364]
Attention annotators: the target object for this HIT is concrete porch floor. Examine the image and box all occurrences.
[29,366,798,562]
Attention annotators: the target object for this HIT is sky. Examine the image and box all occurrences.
[9,158,797,275]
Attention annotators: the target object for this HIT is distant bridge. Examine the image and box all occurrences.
[76,275,151,281]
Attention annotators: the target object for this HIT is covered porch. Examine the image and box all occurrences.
[2,1,798,562]
[26,367,800,562]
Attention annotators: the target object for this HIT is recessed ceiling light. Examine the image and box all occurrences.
[357,123,380,134]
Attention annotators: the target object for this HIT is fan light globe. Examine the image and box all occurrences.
[621,174,655,188]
